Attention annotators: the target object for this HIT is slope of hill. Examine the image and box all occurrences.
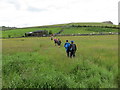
[1,22,119,38]
[37,22,118,27]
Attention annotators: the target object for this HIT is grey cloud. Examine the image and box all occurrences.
[118,1,120,25]
[27,6,47,12]
[47,5,66,10]
[1,0,21,10]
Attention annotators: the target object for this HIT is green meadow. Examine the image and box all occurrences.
[2,35,118,88]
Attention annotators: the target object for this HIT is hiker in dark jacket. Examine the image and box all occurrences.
[69,41,77,58]
[64,40,70,57]
[54,38,58,46]
[57,39,62,48]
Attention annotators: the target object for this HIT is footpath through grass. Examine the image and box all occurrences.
[2,35,118,88]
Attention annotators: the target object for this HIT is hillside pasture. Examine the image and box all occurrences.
[41,22,119,27]
[1,26,118,38]
[61,27,118,34]
[1,27,61,38]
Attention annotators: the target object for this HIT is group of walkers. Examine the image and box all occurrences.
[51,35,77,58]
[64,40,77,58]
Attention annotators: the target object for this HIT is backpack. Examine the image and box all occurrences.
[70,44,76,51]
[64,43,70,50]
[57,40,61,45]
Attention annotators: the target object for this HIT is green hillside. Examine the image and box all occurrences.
[61,27,118,34]
[1,22,119,38]
[40,22,119,27]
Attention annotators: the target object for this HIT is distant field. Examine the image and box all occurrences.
[61,27,118,34]
[1,27,61,38]
[1,22,118,38]
[2,35,118,88]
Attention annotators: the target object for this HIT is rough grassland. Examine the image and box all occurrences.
[2,35,118,88]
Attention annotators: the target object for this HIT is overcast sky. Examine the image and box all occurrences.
[0,0,119,27]
[118,1,120,25]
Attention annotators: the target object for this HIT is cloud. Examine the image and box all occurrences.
[6,0,21,10]
[27,6,47,12]
[0,0,21,10]
[119,1,120,24]
[0,0,119,27]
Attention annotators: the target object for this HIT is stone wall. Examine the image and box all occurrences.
[0,26,16,31]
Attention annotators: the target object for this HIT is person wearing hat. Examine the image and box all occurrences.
[69,41,77,58]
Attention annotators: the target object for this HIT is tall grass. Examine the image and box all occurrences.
[2,35,118,88]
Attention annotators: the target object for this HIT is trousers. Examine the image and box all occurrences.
[70,51,76,58]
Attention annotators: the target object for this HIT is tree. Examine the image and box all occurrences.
[49,30,53,35]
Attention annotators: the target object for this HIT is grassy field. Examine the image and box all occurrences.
[1,27,62,38]
[61,27,118,34]
[2,35,118,88]
[1,22,119,38]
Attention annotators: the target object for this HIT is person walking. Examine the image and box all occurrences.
[64,40,70,57]
[69,41,77,58]
[54,38,58,46]
[57,39,62,48]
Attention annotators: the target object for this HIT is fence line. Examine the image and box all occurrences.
[1,33,119,39]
